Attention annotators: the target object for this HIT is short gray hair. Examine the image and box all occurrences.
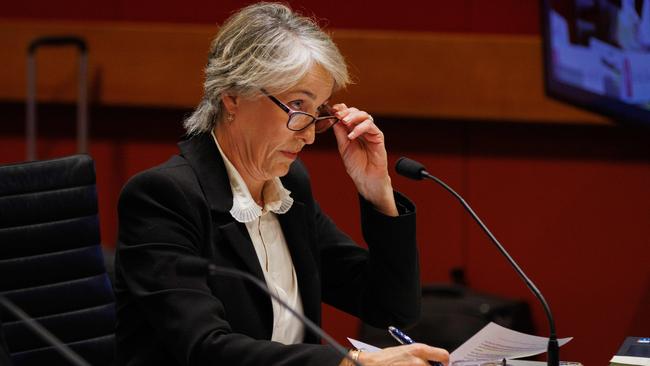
[183,2,351,135]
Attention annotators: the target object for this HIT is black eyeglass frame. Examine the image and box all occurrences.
[262,90,339,133]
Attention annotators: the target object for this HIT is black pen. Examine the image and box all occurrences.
[388,326,444,366]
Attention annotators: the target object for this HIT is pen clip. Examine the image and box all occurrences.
[388,326,414,345]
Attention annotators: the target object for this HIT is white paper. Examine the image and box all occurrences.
[450,322,572,364]
[347,337,382,353]
[348,323,572,365]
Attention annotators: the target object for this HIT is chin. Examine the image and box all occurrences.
[271,162,293,178]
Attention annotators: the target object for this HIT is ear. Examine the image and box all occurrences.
[220,94,240,115]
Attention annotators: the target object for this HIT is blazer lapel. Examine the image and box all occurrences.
[218,221,273,339]
[178,133,232,213]
[178,133,266,278]
[278,201,321,339]
[179,133,321,342]
[217,221,266,283]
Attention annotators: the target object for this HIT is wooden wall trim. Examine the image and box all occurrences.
[0,19,609,124]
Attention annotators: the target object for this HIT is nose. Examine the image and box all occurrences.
[296,122,316,145]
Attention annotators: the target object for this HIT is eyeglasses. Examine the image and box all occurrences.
[262,90,339,133]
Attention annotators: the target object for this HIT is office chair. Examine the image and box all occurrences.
[0,317,12,365]
[0,155,115,366]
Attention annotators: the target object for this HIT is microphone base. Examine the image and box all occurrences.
[547,338,559,366]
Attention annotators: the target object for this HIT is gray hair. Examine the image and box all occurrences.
[183,2,351,135]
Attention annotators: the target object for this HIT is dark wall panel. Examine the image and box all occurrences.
[2,1,540,34]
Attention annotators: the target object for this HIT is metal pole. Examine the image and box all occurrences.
[26,54,37,161]
[77,52,88,154]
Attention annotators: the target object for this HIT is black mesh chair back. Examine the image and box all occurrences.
[0,155,115,366]
[0,317,11,365]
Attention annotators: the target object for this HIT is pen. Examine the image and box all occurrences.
[388,326,444,366]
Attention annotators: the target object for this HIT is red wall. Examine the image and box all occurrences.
[2,2,649,366]
[3,0,540,34]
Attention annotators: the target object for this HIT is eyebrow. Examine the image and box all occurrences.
[290,89,317,100]
[287,89,332,107]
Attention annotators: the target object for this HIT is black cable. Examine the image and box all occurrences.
[0,296,91,366]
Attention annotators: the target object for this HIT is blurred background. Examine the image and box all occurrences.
[0,1,648,365]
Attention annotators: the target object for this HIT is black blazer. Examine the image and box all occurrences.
[114,133,421,366]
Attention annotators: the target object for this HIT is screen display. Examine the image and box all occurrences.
[541,0,650,125]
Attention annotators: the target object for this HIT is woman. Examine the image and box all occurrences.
[114,3,449,366]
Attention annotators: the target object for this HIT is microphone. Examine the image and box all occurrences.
[395,157,560,366]
[394,158,427,180]
[0,296,91,366]
[176,257,363,366]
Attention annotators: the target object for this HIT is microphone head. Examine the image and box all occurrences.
[395,157,427,180]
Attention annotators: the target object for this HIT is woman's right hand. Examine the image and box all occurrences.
[345,343,450,366]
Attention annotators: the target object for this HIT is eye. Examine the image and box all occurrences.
[288,100,304,111]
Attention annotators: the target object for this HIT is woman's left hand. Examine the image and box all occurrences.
[331,104,398,217]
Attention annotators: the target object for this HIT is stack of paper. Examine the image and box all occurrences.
[450,322,572,364]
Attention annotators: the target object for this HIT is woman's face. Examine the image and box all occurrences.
[220,64,334,182]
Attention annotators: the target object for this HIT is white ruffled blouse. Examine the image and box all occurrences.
[211,131,293,223]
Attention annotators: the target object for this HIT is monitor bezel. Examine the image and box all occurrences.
[540,0,650,126]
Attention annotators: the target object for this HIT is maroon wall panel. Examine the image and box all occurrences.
[2,0,540,34]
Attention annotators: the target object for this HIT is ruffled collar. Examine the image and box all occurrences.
[212,131,294,223]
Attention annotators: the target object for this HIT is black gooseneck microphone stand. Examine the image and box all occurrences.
[395,157,559,366]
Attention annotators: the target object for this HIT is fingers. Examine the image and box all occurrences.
[332,122,351,155]
[409,344,450,365]
[335,107,366,127]
[331,104,380,142]
[347,119,383,142]
[359,343,450,366]
[331,103,348,114]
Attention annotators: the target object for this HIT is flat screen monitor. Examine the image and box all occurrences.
[541,0,650,125]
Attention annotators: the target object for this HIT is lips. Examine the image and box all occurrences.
[280,144,304,159]
[281,151,299,159]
